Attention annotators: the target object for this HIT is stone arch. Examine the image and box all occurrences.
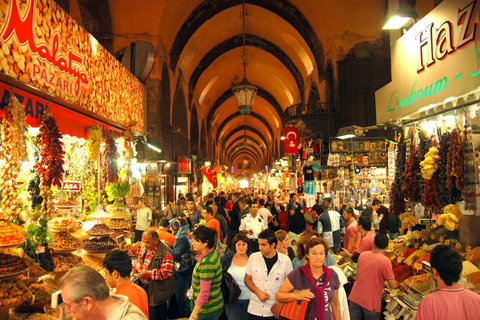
[160,63,171,160]
[325,59,335,104]
[190,104,200,156]
[172,88,189,158]
[201,120,207,158]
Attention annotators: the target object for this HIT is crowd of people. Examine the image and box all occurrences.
[59,189,480,320]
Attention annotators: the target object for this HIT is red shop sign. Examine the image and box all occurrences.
[178,156,191,173]
[62,181,81,191]
[0,81,123,139]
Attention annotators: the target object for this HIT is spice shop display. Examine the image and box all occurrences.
[83,237,117,252]
[49,232,82,251]
[0,279,32,307]
[0,222,25,247]
[0,95,28,220]
[0,253,27,278]
[87,223,113,237]
[52,253,84,272]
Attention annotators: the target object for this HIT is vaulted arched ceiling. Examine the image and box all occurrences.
[74,0,389,169]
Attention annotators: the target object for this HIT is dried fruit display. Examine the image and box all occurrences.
[389,141,407,217]
[81,255,104,271]
[87,125,102,160]
[87,223,114,236]
[446,128,464,193]
[50,232,82,250]
[423,175,441,209]
[83,237,117,251]
[0,95,28,220]
[107,219,129,230]
[437,133,451,207]
[33,109,65,220]
[52,253,84,272]
[463,117,477,211]
[0,279,32,307]
[0,222,25,245]
[102,137,119,185]
[402,147,421,200]
[0,253,27,275]
[417,134,432,196]
[34,109,65,188]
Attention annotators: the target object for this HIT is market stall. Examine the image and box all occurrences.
[0,0,146,318]
[373,0,480,317]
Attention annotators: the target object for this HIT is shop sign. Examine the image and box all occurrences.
[178,156,191,173]
[0,0,145,133]
[0,81,122,138]
[62,181,80,191]
[375,0,480,124]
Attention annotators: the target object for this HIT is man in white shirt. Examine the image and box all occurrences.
[240,202,267,252]
[244,229,293,320]
[257,199,273,225]
[132,198,152,243]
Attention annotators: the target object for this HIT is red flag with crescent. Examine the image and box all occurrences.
[201,166,214,184]
[283,126,299,154]
[211,173,218,189]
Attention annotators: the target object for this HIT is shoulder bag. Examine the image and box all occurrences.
[270,271,312,320]
[221,266,241,305]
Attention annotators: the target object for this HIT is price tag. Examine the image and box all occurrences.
[466,253,473,261]
[439,236,444,243]
[397,257,403,263]
[414,262,423,271]
[455,242,462,249]
[405,241,411,247]
[414,242,419,248]
[466,245,472,252]
[406,258,413,266]
[77,248,82,255]
[35,246,45,254]
[444,239,450,245]
[422,243,428,250]
[430,234,436,240]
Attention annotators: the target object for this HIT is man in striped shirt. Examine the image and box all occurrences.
[135,230,175,320]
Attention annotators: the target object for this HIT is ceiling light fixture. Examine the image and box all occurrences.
[232,0,257,116]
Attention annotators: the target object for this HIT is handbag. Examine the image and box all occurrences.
[221,266,241,304]
[304,210,316,225]
[271,271,312,320]
[174,251,195,274]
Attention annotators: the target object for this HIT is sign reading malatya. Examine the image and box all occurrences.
[0,0,145,133]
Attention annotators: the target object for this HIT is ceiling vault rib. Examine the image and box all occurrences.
[169,0,325,82]
[216,111,274,142]
[188,34,304,105]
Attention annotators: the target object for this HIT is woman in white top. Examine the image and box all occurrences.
[221,232,251,320]
[164,198,179,220]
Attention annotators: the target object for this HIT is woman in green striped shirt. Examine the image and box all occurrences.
[189,226,224,320]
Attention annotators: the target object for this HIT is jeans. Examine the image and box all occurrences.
[225,299,249,320]
[349,300,381,320]
[149,302,168,320]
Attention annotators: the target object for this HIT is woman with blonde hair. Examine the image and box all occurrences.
[275,230,295,260]
[292,229,337,268]
[276,237,341,320]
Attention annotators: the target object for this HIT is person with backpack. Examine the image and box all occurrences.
[221,232,252,319]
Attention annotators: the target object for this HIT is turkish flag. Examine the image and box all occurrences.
[201,166,214,184]
[211,174,218,189]
[283,126,299,154]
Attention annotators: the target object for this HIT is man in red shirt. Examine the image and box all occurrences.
[203,206,221,240]
[416,245,480,320]
[135,230,175,320]
[348,233,399,320]
[342,207,360,254]
[104,249,149,319]
[341,215,375,262]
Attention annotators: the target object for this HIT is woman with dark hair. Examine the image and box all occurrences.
[221,232,251,320]
[292,229,337,269]
[190,226,223,320]
[276,237,341,320]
